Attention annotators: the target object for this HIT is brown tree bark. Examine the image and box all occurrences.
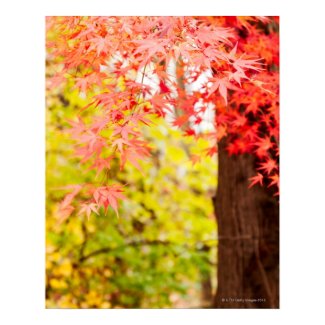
[213,138,279,308]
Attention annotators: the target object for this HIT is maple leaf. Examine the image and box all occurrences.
[150,94,173,115]
[57,205,75,224]
[48,73,66,89]
[173,114,189,128]
[216,113,229,125]
[125,112,152,126]
[268,174,279,188]
[78,203,99,220]
[207,78,240,105]
[75,130,104,149]
[111,138,130,154]
[87,35,112,56]
[159,80,171,94]
[205,146,218,157]
[190,154,201,166]
[245,101,261,115]
[113,63,132,78]
[89,156,114,177]
[89,116,110,133]
[60,185,82,209]
[75,132,106,163]
[119,137,151,172]
[233,56,264,74]
[229,69,248,86]
[196,26,234,46]
[248,173,263,188]
[230,113,247,127]
[226,138,248,155]
[218,81,228,106]
[124,80,152,95]
[74,73,105,93]
[67,117,86,137]
[120,147,145,172]
[227,42,263,74]
[184,128,196,137]
[216,125,227,140]
[93,185,126,217]
[258,158,277,175]
[133,38,169,63]
[112,124,140,140]
[173,41,195,62]
[191,51,212,69]
[57,185,82,222]
[74,77,89,93]
[251,79,276,95]
[254,137,274,157]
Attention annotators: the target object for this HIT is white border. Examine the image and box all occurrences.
[1,1,325,324]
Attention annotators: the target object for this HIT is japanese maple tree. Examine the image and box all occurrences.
[46,16,279,220]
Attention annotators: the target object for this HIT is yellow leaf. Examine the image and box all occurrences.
[50,278,67,289]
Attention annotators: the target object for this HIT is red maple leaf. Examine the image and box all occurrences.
[268,174,279,188]
[248,173,263,188]
[254,137,274,157]
[47,16,280,211]
[258,158,277,175]
[78,203,99,220]
[111,138,130,154]
[93,185,126,217]
[133,38,169,63]
[173,114,189,128]
[112,124,140,140]
[57,185,82,222]
[159,80,171,94]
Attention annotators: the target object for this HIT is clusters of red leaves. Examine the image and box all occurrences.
[46,16,279,220]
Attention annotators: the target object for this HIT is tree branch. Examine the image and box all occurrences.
[78,238,216,263]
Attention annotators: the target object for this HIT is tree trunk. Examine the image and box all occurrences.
[213,138,279,308]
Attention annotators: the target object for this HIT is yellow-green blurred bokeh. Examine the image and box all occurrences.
[46,63,217,309]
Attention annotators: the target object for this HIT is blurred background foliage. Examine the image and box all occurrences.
[46,78,218,308]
